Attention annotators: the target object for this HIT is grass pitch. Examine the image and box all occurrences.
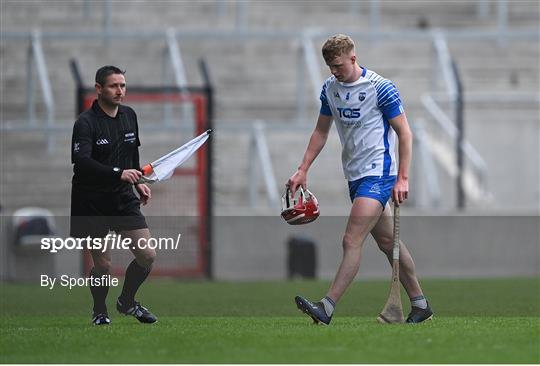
[1,278,539,363]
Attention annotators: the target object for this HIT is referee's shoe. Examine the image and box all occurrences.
[117,298,158,324]
[92,313,111,326]
[295,295,332,325]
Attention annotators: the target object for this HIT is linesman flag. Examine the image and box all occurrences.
[138,129,212,184]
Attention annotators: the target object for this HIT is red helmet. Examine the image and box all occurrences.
[281,187,320,225]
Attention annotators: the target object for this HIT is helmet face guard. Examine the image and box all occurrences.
[281,187,320,225]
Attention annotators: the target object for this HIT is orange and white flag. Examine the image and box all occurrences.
[138,129,212,184]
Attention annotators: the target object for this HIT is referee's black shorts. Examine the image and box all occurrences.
[70,186,148,238]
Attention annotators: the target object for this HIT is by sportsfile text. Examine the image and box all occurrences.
[41,274,119,290]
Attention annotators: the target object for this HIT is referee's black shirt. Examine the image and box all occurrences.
[71,100,141,192]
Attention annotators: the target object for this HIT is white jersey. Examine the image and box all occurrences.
[320,67,404,181]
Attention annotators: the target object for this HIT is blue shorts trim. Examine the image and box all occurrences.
[348,175,397,208]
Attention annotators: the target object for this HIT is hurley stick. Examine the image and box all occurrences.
[376,204,405,324]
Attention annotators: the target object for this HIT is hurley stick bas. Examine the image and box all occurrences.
[376,204,405,324]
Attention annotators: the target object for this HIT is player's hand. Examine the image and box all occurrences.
[135,183,151,205]
[392,177,409,206]
[120,169,142,184]
[286,169,307,197]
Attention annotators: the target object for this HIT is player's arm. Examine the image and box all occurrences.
[388,112,413,205]
[72,118,141,183]
[287,113,333,195]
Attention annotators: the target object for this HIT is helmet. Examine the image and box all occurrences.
[281,186,320,225]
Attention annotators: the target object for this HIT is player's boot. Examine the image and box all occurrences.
[295,295,332,325]
[116,299,158,324]
[92,313,111,325]
[406,304,433,323]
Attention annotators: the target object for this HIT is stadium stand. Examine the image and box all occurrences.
[1,0,538,216]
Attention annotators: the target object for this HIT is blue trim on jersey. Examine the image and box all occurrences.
[320,104,332,116]
[382,117,391,176]
[374,79,404,119]
[319,82,333,116]
[361,66,367,77]
[382,102,403,119]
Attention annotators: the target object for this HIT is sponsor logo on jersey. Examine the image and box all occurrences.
[345,92,350,100]
[337,107,361,119]
[96,139,109,145]
[334,92,340,99]
[124,132,136,143]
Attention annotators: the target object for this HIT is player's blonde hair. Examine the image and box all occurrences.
[321,34,355,63]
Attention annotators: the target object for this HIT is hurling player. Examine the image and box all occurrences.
[288,34,433,324]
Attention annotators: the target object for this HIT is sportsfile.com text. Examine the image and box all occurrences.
[40,233,182,253]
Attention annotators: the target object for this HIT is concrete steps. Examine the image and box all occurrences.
[3,36,537,122]
[1,1,539,213]
[6,1,538,32]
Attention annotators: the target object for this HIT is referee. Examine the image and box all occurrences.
[70,65,157,325]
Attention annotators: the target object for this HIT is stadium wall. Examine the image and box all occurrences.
[1,212,537,281]
[213,213,539,280]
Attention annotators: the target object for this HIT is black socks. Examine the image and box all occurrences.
[89,268,109,315]
[118,259,151,306]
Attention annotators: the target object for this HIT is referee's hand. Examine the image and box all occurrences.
[135,183,151,205]
[120,169,142,184]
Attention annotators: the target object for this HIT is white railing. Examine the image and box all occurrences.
[27,30,55,152]
[163,28,192,125]
[425,30,491,204]
[411,119,442,208]
[297,32,323,124]
[431,29,458,103]
[248,121,280,208]
[421,94,488,179]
